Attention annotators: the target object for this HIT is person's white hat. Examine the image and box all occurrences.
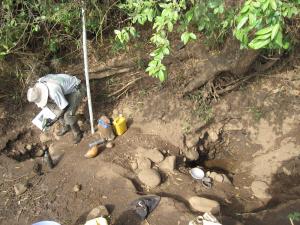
[27,83,48,108]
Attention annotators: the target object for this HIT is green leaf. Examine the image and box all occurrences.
[240,5,250,13]
[262,0,269,12]
[185,10,194,23]
[249,38,271,49]
[189,33,197,40]
[249,13,257,26]
[283,42,290,49]
[252,2,261,8]
[158,70,166,82]
[237,16,248,30]
[256,33,271,40]
[163,47,170,55]
[271,24,280,40]
[167,22,173,32]
[275,31,283,47]
[181,32,190,45]
[270,0,277,10]
[255,26,273,35]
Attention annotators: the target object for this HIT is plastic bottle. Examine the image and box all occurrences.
[88,139,105,148]
[113,114,127,136]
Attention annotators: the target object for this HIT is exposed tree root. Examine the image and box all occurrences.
[182,38,260,95]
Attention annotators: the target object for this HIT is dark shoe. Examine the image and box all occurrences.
[56,125,70,136]
[130,195,161,219]
[71,123,83,144]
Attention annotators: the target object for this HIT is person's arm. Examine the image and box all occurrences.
[43,84,69,128]
[43,106,68,127]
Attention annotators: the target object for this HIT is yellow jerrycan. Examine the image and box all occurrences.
[113,114,127,136]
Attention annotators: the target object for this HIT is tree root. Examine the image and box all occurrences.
[182,38,260,95]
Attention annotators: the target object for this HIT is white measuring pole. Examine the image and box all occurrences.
[82,2,95,134]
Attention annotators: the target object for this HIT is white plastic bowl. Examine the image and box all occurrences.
[190,167,205,180]
[32,221,61,225]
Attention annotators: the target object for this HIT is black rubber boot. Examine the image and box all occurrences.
[71,123,83,144]
[56,125,70,136]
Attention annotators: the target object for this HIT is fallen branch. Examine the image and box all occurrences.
[216,74,256,95]
[108,75,142,97]
[89,67,133,79]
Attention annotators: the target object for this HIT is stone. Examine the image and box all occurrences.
[14,183,27,196]
[138,169,161,188]
[282,167,291,176]
[214,174,224,183]
[130,161,138,170]
[106,142,114,149]
[188,196,220,214]
[34,149,44,157]
[137,157,152,170]
[39,133,52,143]
[73,184,81,192]
[158,156,176,173]
[148,197,194,225]
[86,205,109,220]
[222,174,232,184]
[208,131,219,142]
[25,144,33,151]
[251,181,271,200]
[208,172,218,180]
[185,135,199,148]
[183,149,199,161]
[145,149,164,163]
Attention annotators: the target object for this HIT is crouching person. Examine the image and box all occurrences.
[27,74,86,144]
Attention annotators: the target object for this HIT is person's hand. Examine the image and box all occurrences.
[42,118,54,130]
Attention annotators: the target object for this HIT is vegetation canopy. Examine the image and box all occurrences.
[0,0,299,82]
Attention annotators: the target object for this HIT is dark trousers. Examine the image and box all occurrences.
[61,84,86,126]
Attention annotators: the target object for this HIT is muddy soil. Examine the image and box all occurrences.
[1,58,300,225]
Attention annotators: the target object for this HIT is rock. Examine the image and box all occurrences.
[148,197,194,225]
[73,184,81,192]
[188,196,220,214]
[208,130,219,142]
[145,149,164,163]
[25,144,33,151]
[222,174,232,184]
[137,157,152,170]
[138,169,161,188]
[34,149,44,157]
[185,135,199,148]
[39,133,52,143]
[282,167,291,176]
[86,205,109,220]
[159,156,176,173]
[14,183,27,196]
[183,149,199,161]
[251,181,271,201]
[130,161,138,170]
[208,171,218,180]
[106,142,114,149]
[214,174,224,183]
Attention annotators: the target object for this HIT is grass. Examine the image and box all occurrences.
[249,106,264,122]
[188,91,213,123]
